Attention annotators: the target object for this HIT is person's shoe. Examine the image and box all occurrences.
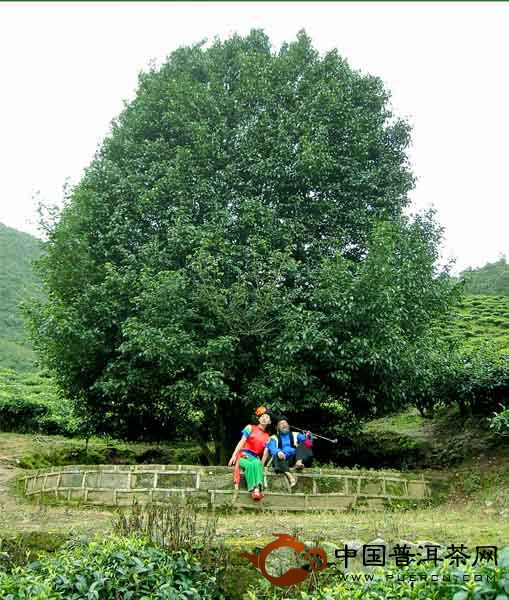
[251,489,263,501]
[286,473,298,487]
[295,460,304,471]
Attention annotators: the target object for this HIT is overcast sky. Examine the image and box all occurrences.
[1,2,508,274]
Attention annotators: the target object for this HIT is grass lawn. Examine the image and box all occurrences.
[217,452,509,549]
[217,500,509,549]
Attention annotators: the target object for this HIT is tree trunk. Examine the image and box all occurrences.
[458,397,466,417]
[214,399,244,465]
[196,433,213,466]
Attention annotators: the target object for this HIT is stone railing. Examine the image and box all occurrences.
[19,464,430,511]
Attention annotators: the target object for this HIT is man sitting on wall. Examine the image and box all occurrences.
[263,415,314,488]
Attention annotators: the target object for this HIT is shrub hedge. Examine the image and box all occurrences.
[247,547,509,600]
[0,534,219,599]
[0,368,78,436]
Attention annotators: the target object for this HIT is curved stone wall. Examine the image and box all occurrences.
[19,464,430,511]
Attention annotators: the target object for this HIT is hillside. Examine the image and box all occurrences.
[437,293,509,354]
[0,223,43,371]
[460,256,509,295]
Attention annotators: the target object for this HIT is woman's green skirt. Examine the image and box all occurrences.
[238,454,264,490]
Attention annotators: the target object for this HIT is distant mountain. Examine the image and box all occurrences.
[459,257,509,295]
[0,223,43,371]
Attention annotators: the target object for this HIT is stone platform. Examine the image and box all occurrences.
[19,464,430,511]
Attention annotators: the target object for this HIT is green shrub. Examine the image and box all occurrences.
[18,441,204,470]
[247,547,509,599]
[0,368,78,436]
[410,343,509,419]
[489,404,509,436]
[112,500,219,551]
[0,532,69,572]
[112,500,256,599]
[329,430,429,470]
[433,294,509,356]
[18,444,138,470]
[0,395,48,432]
[452,348,509,416]
[135,445,202,465]
[0,534,219,599]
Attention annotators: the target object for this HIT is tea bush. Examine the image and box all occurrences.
[0,368,78,435]
[410,344,509,419]
[18,441,203,469]
[0,532,69,572]
[435,294,509,355]
[0,534,219,599]
[328,430,429,470]
[247,547,509,599]
[417,294,509,420]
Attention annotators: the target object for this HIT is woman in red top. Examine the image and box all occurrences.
[228,407,271,501]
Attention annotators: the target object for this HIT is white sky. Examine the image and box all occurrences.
[1,2,508,274]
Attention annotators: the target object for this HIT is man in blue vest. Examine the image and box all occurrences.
[264,415,314,487]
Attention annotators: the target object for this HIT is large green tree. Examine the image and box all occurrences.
[26,30,455,462]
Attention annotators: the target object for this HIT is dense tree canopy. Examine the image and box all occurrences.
[26,30,456,461]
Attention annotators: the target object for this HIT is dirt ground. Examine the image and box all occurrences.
[0,434,112,536]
